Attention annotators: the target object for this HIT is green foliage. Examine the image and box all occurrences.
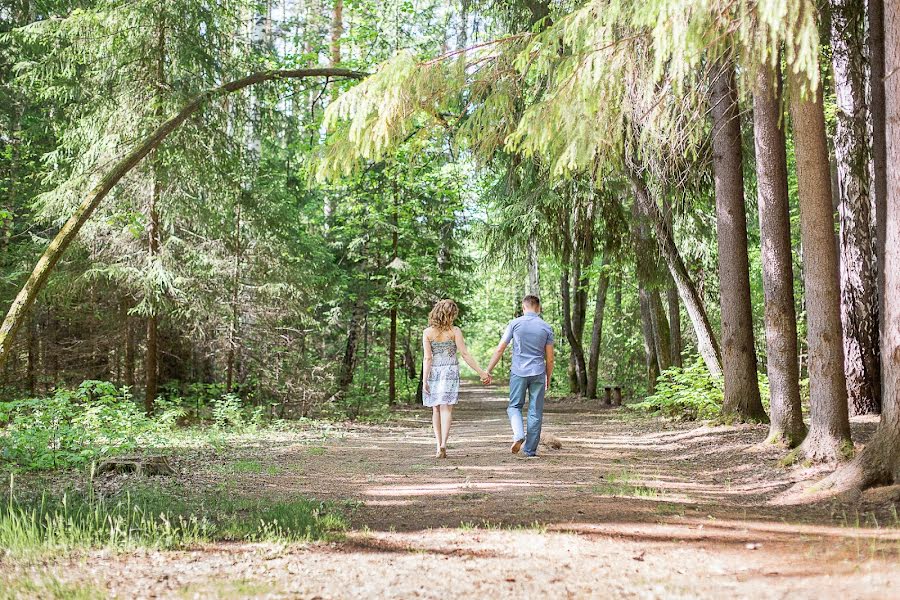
[629,358,724,420]
[0,484,347,558]
[630,357,773,421]
[0,381,167,471]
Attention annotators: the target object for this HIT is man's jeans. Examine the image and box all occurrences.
[508,373,546,456]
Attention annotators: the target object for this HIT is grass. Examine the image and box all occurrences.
[0,480,347,559]
[0,574,104,600]
[214,459,281,475]
[592,469,661,498]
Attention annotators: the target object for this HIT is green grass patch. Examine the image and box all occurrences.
[592,470,660,498]
[306,446,326,456]
[0,574,104,600]
[0,482,346,558]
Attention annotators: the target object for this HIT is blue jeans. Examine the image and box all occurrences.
[508,373,546,456]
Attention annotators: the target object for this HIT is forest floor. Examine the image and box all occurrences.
[4,382,900,599]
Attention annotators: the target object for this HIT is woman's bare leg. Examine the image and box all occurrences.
[439,405,453,451]
[432,407,442,456]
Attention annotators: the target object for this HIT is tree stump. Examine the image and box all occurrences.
[96,455,174,477]
[604,386,612,406]
[613,386,623,406]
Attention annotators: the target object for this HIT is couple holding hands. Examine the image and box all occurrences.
[422,296,555,459]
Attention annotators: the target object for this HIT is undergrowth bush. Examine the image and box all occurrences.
[629,358,772,421]
[0,381,174,471]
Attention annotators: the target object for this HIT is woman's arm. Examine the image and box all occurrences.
[454,327,488,379]
[422,330,433,393]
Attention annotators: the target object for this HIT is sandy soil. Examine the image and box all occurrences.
[4,382,899,599]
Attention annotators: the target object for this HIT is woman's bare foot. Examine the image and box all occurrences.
[435,447,442,458]
[439,447,447,459]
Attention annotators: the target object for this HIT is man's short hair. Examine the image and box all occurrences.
[522,295,541,309]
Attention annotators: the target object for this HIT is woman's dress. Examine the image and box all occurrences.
[423,339,460,407]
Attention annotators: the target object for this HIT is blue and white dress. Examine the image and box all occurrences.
[423,339,460,407]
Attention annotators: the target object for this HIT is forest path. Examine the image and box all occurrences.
[27,383,900,598]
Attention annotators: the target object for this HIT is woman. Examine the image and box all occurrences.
[423,299,490,458]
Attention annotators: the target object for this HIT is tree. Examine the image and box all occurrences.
[628,170,723,379]
[708,55,766,422]
[867,0,888,392]
[830,0,881,416]
[0,68,365,372]
[821,0,900,489]
[752,61,806,446]
[787,52,853,462]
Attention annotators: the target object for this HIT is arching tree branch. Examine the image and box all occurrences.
[0,68,366,369]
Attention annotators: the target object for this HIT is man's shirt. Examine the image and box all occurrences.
[501,311,555,377]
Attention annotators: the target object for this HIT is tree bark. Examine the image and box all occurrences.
[821,3,900,489]
[666,286,682,368]
[628,171,723,378]
[0,67,364,371]
[709,55,766,422]
[226,203,242,393]
[662,201,682,368]
[587,254,610,398]
[145,173,160,414]
[337,295,366,395]
[868,0,887,379]
[330,0,343,66]
[831,0,882,416]
[123,298,135,388]
[787,58,853,461]
[753,62,807,444]
[527,232,540,297]
[649,290,672,373]
[638,288,660,393]
[561,269,587,395]
[753,62,807,447]
[388,190,399,405]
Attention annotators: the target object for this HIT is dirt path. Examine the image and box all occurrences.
[10,383,900,598]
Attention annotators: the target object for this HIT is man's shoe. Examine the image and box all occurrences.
[523,452,538,458]
[511,438,525,454]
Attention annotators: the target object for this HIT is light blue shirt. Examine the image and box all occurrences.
[501,312,555,377]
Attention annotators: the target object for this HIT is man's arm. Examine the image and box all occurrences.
[544,344,554,390]
[486,341,508,374]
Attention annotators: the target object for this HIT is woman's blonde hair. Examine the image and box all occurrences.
[428,299,459,331]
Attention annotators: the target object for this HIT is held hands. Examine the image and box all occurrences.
[480,371,493,385]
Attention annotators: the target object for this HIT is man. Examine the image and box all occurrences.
[486,295,555,457]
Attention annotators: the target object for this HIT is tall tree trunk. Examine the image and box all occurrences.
[587,254,610,398]
[753,62,807,447]
[226,203,242,393]
[868,0,887,384]
[822,3,900,490]
[832,0,882,415]
[663,202,682,367]
[388,190,399,405]
[628,171,723,378]
[638,287,660,393]
[144,18,166,416]
[527,232,540,297]
[26,313,36,395]
[337,296,365,395]
[666,286,682,367]
[330,0,343,66]
[559,267,580,394]
[649,290,672,372]
[709,55,766,422]
[572,260,589,393]
[788,57,853,461]
[123,298,135,388]
[144,157,162,415]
